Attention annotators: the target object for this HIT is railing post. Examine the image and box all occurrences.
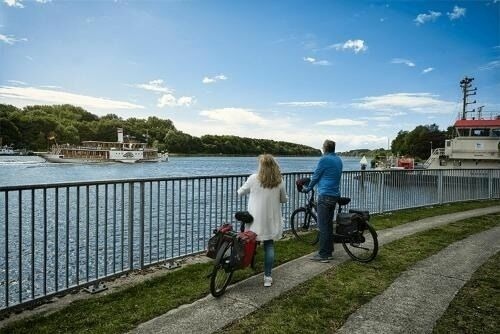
[438,172,443,204]
[128,182,134,270]
[488,170,493,199]
[139,182,145,269]
[377,172,385,213]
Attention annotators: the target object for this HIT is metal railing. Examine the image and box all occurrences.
[1,169,499,312]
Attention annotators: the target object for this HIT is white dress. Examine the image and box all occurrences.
[237,174,288,241]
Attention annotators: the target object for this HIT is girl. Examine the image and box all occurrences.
[237,154,288,287]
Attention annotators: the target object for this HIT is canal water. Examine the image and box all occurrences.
[0,155,366,187]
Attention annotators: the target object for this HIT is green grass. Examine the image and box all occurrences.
[433,252,500,334]
[221,214,500,333]
[0,199,498,334]
[371,199,499,230]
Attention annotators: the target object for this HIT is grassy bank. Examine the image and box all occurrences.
[433,252,500,334]
[222,213,500,333]
[0,200,498,333]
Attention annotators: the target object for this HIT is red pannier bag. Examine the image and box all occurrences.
[236,231,258,268]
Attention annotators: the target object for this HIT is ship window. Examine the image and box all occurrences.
[457,128,469,136]
[446,141,451,147]
[471,128,489,136]
[491,128,500,137]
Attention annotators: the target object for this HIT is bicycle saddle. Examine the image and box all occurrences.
[337,197,351,206]
[235,211,253,225]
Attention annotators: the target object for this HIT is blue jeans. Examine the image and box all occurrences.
[317,195,338,258]
[263,240,274,276]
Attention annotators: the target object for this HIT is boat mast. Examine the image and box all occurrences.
[460,76,476,120]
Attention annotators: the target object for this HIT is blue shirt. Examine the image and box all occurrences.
[307,153,343,197]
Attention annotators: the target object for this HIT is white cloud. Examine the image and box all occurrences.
[414,11,442,25]
[134,79,172,94]
[329,39,368,54]
[4,0,24,8]
[479,59,500,71]
[303,57,331,66]
[0,86,144,110]
[39,85,62,89]
[175,119,387,151]
[202,77,216,84]
[7,80,27,85]
[202,74,228,84]
[0,33,28,45]
[199,108,268,126]
[447,6,466,20]
[176,96,195,106]
[157,94,195,108]
[317,119,367,126]
[134,79,194,108]
[3,0,50,6]
[391,58,416,67]
[361,116,392,122]
[351,93,457,114]
[422,67,434,74]
[277,101,329,107]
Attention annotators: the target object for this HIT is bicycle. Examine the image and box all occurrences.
[291,178,378,262]
[207,211,257,297]
[290,178,319,245]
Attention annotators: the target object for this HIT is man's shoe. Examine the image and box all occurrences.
[264,276,273,287]
[310,254,331,263]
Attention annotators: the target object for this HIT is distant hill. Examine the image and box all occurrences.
[339,148,390,158]
[0,104,321,156]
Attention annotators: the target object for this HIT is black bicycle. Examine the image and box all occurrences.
[291,178,378,262]
[207,212,257,297]
[290,179,319,244]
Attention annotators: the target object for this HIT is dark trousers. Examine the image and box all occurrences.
[317,195,338,257]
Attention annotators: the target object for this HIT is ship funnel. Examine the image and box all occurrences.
[117,128,124,143]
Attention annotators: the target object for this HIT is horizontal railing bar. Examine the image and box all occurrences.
[2,169,498,191]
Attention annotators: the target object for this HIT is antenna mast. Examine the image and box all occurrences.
[460,76,476,120]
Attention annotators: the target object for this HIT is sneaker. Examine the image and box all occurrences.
[264,276,273,287]
[310,254,333,263]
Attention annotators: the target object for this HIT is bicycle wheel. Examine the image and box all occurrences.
[210,240,235,297]
[342,222,378,263]
[290,208,319,245]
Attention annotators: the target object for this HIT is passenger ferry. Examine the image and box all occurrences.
[41,128,168,163]
[424,77,500,169]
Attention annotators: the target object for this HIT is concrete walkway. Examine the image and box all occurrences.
[337,224,500,334]
[130,206,500,334]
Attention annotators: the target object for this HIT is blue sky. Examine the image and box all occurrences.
[1,0,499,151]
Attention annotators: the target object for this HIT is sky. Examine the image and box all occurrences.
[0,0,499,151]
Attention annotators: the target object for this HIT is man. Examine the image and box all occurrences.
[303,139,343,263]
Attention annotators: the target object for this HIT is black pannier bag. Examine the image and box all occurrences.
[206,223,233,259]
[336,212,363,236]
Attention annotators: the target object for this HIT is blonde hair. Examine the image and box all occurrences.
[257,154,282,189]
